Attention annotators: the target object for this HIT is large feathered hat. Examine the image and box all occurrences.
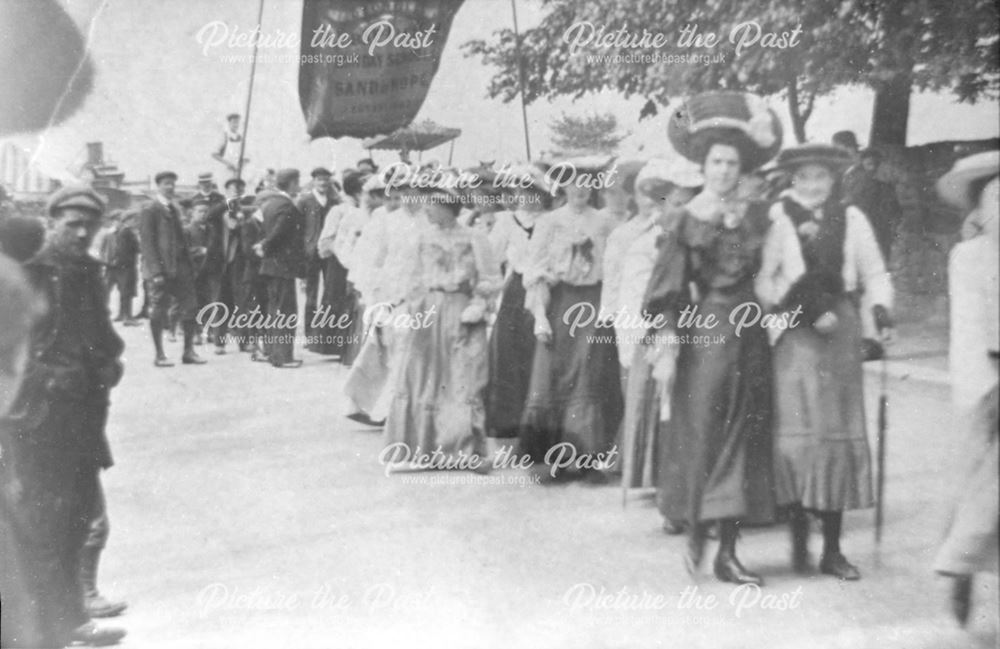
[668,91,783,171]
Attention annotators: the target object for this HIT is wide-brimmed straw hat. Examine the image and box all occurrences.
[668,91,783,170]
[771,143,854,173]
[936,150,1000,210]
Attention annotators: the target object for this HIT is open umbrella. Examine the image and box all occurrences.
[362,119,462,164]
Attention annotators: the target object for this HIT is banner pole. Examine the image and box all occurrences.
[237,0,266,182]
[510,0,531,161]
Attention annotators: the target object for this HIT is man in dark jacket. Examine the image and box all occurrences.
[102,210,140,325]
[252,168,305,367]
[0,187,127,647]
[206,178,250,353]
[138,171,206,366]
[298,166,340,342]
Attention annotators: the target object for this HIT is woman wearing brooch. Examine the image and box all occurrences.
[755,143,894,581]
[519,157,623,482]
[648,91,782,585]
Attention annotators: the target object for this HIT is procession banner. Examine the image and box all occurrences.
[298,0,466,139]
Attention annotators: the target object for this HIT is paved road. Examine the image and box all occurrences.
[97,322,997,649]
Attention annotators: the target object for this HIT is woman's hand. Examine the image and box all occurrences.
[534,319,553,345]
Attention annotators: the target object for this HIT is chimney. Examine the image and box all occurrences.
[86,142,104,167]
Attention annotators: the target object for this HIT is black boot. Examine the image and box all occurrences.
[817,511,860,580]
[714,519,763,586]
[181,321,207,364]
[789,505,811,573]
[151,318,173,366]
[950,575,973,626]
[79,546,128,618]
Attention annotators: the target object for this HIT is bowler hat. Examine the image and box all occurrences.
[668,91,782,170]
[224,178,246,190]
[46,186,105,217]
[936,150,1000,210]
[154,171,178,185]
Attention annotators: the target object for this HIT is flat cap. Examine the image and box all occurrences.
[311,166,333,178]
[154,170,178,184]
[46,186,105,217]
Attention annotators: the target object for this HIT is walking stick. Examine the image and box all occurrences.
[874,355,888,544]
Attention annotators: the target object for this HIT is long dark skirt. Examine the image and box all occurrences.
[486,272,535,438]
[657,290,776,525]
[519,282,623,465]
[306,255,350,356]
[339,288,364,366]
[773,295,873,511]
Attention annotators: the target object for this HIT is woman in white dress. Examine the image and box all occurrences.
[932,150,999,624]
[383,183,502,464]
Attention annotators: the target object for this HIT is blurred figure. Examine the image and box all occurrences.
[0,214,45,262]
[1,187,127,647]
[934,151,999,626]
[834,133,901,361]
[0,251,47,648]
[102,210,140,325]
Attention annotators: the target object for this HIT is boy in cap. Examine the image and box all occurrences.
[2,186,128,646]
[139,171,207,366]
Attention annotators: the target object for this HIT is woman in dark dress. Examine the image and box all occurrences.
[486,168,551,439]
[646,91,783,585]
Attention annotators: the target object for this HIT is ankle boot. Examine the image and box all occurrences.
[79,546,128,618]
[789,506,811,573]
[714,520,763,586]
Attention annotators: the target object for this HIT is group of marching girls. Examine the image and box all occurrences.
[335,89,903,588]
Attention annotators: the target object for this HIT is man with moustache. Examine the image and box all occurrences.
[298,166,341,346]
[193,172,226,209]
[139,171,207,366]
[1,187,127,647]
[253,168,306,368]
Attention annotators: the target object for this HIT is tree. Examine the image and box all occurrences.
[549,111,626,153]
[463,0,999,146]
